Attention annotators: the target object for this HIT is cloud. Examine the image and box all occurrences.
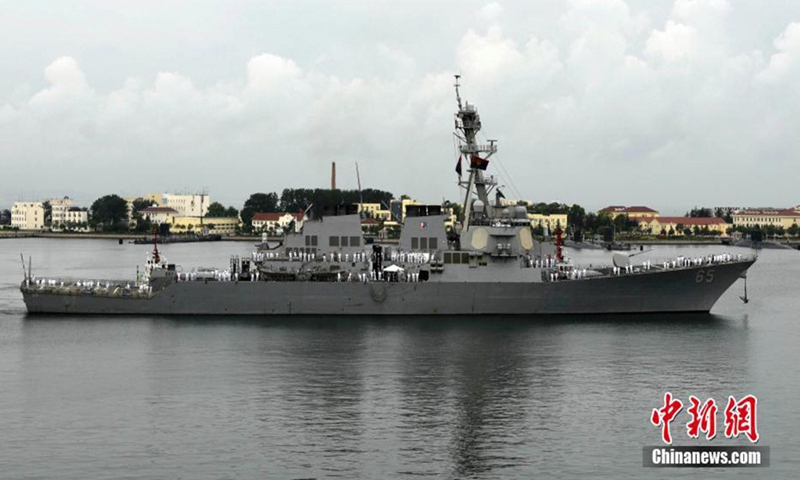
[29,56,92,106]
[457,26,524,83]
[1,0,799,210]
[476,3,504,23]
[757,22,800,85]
[645,21,699,63]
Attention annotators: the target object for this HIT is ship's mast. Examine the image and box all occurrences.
[454,75,497,231]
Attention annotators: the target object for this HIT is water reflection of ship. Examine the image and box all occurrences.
[381,315,751,475]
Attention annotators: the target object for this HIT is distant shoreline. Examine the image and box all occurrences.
[2,230,798,248]
[0,231,263,242]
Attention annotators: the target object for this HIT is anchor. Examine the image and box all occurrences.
[739,271,749,304]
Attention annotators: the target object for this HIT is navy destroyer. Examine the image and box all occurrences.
[20,78,755,315]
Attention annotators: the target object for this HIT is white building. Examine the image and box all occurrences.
[140,206,179,225]
[252,212,305,234]
[64,208,89,230]
[49,197,75,229]
[162,193,210,217]
[11,202,45,230]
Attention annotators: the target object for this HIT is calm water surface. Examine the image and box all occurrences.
[0,238,798,479]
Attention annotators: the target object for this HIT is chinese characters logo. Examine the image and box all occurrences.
[651,393,759,444]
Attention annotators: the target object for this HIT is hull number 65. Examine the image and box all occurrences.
[695,269,715,283]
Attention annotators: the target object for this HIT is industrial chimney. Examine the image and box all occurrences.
[331,161,337,190]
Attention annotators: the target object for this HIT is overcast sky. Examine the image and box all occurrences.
[1,0,799,213]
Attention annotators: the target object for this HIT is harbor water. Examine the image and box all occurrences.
[0,238,797,479]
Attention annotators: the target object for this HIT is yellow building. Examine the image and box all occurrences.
[11,202,45,230]
[170,216,241,235]
[637,216,731,236]
[357,202,383,216]
[528,213,567,232]
[357,199,425,224]
[357,203,394,222]
[599,206,659,219]
[732,208,800,229]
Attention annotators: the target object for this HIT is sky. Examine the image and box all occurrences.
[1,0,799,213]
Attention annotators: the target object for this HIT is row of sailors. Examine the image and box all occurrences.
[387,251,431,264]
[613,265,639,275]
[32,278,113,290]
[336,271,423,283]
[31,278,65,288]
[29,278,153,295]
[662,253,740,270]
[254,250,435,265]
[252,252,272,262]
[550,269,588,281]
[281,251,371,263]
[177,269,262,282]
[534,257,558,269]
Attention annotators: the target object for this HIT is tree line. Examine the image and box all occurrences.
[15,193,798,239]
[82,188,397,233]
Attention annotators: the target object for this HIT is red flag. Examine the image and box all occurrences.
[470,155,489,170]
[455,156,463,177]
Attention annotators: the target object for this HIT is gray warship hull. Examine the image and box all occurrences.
[22,259,753,316]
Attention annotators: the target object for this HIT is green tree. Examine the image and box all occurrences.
[278,188,394,219]
[687,207,713,217]
[528,202,569,215]
[568,204,586,230]
[42,201,53,228]
[90,194,128,231]
[207,202,227,217]
[241,192,280,226]
[788,223,799,237]
[132,198,155,212]
[613,213,629,233]
[207,202,239,218]
[133,216,153,233]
